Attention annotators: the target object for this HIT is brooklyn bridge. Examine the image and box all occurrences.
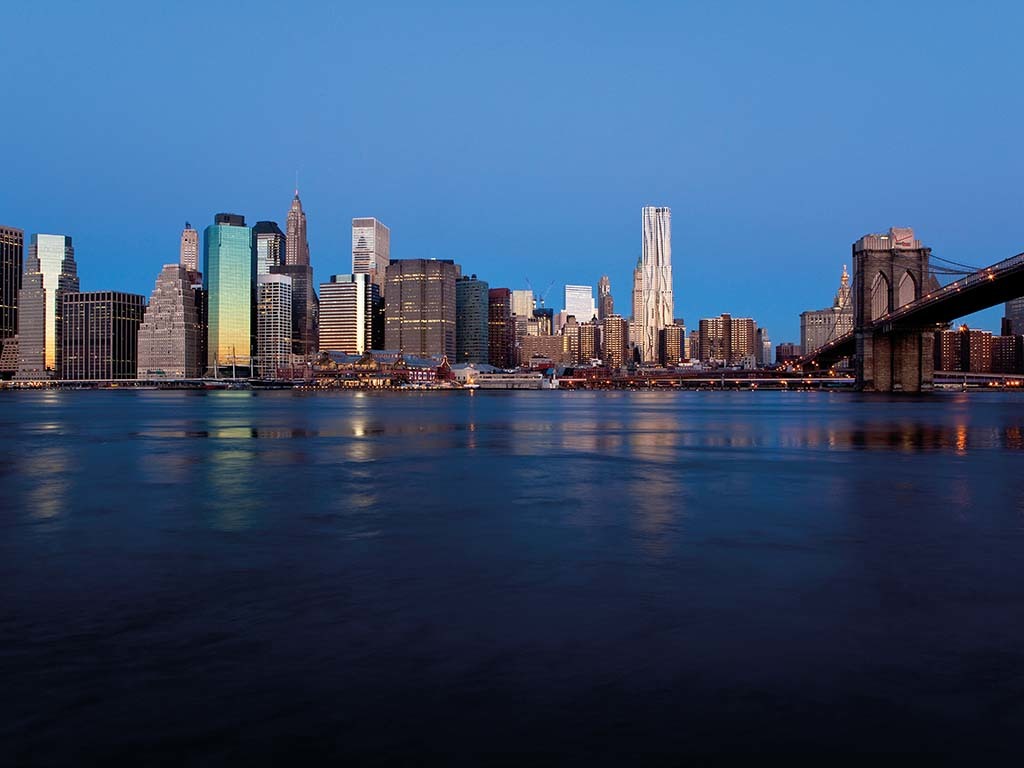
[797,228,1024,391]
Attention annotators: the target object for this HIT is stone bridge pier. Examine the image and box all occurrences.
[852,228,935,392]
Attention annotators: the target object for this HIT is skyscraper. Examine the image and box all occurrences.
[204,213,254,373]
[180,223,199,272]
[285,190,309,266]
[270,263,317,356]
[456,274,489,364]
[352,218,391,292]
[319,273,378,355]
[61,291,145,380]
[511,290,534,319]
[1003,297,1024,336]
[564,284,596,322]
[256,274,292,378]
[16,234,79,380]
[638,206,674,363]
[384,259,459,358]
[602,314,629,369]
[1,225,23,341]
[488,288,515,369]
[698,314,757,364]
[800,265,853,354]
[137,264,204,378]
[598,275,613,320]
[253,221,285,276]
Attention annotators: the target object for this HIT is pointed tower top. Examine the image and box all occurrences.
[841,264,849,287]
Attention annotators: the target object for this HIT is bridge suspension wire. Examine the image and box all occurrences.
[931,253,983,272]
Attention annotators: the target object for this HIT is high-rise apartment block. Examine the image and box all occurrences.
[319,273,379,355]
[487,288,515,369]
[800,265,853,355]
[137,264,205,378]
[659,323,684,366]
[180,223,199,272]
[204,213,254,373]
[253,221,285,275]
[61,291,145,380]
[576,320,600,364]
[602,314,629,368]
[256,274,293,378]
[352,218,391,291]
[456,275,489,364]
[16,234,79,380]
[935,326,996,373]
[698,313,757,364]
[384,259,459,359]
[1,226,23,343]
[637,206,674,363]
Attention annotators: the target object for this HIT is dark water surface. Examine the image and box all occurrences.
[2,390,1024,761]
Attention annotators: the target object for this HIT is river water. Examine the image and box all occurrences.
[2,390,1023,761]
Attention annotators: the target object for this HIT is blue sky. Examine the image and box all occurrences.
[2,0,1022,341]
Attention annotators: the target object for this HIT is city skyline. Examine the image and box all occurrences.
[4,3,1021,343]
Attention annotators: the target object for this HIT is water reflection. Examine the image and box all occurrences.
[23,445,70,523]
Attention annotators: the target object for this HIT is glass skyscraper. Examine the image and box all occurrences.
[456,274,489,364]
[253,221,285,276]
[204,214,254,373]
[16,233,79,379]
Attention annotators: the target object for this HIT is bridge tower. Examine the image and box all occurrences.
[852,227,934,392]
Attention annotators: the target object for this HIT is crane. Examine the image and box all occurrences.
[525,278,556,309]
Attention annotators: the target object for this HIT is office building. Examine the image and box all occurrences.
[271,263,317,357]
[602,314,629,368]
[775,342,802,364]
[1,226,23,345]
[384,259,459,358]
[319,273,378,355]
[256,274,293,378]
[564,284,596,323]
[756,327,772,367]
[598,275,613,320]
[532,307,554,336]
[800,265,853,354]
[180,223,199,272]
[253,221,285,275]
[61,291,145,380]
[204,213,254,373]
[285,189,309,266]
[16,234,79,380]
[488,288,515,369]
[511,289,534,319]
[636,206,674,362]
[1003,297,1024,336]
[456,275,489,364]
[352,217,391,291]
[137,264,205,378]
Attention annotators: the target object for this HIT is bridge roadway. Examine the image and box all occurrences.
[799,250,1024,370]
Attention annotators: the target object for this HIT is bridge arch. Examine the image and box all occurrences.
[871,272,890,321]
[897,270,917,307]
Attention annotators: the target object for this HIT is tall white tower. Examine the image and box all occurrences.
[639,206,673,363]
